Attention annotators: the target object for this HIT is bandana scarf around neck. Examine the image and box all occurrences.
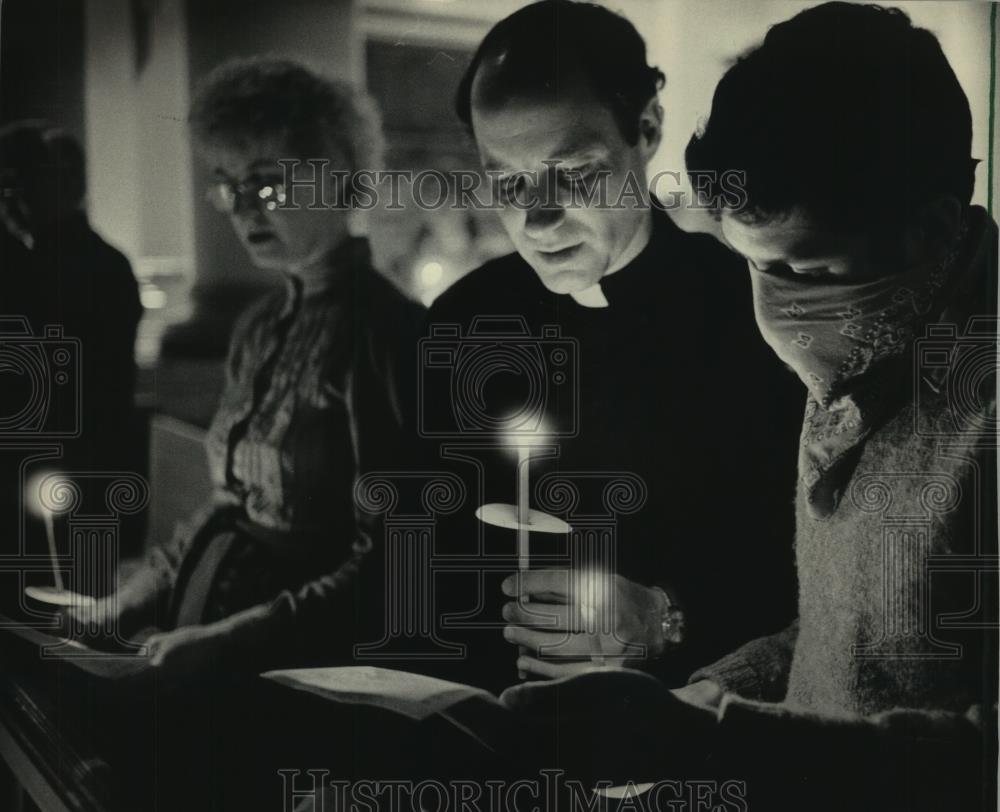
[750,241,963,517]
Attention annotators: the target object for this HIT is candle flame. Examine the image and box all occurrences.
[501,416,552,454]
[24,471,71,518]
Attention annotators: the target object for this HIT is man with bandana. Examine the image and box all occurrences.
[501,4,997,810]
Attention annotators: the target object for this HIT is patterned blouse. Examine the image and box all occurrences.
[149,237,424,651]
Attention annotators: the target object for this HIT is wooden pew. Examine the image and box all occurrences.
[0,413,210,811]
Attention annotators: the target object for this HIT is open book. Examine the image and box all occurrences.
[261,666,512,751]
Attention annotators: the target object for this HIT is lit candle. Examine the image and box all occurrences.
[581,602,606,666]
[27,472,65,593]
[517,445,531,569]
[474,420,564,680]
[516,444,532,679]
[42,506,64,592]
[580,570,607,666]
[507,419,549,569]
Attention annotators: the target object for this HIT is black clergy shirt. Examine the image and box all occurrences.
[386,207,803,691]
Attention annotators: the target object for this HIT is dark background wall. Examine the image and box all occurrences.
[1,0,85,141]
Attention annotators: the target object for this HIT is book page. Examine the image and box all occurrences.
[261,666,501,721]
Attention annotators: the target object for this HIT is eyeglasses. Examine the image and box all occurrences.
[206,178,287,213]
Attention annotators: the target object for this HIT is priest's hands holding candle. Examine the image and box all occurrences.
[501,569,680,679]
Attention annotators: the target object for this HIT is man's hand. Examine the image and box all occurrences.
[673,680,723,711]
[500,669,717,785]
[501,569,670,679]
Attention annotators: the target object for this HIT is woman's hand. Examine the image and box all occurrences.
[143,604,274,686]
[61,589,146,641]
[61,566,161,640]
[61,595,120,630]
[501,569,671,679]
[145,624,228,683]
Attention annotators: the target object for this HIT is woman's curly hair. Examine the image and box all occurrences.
[189,56,384,173]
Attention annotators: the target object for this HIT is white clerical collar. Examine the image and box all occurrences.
[570,284,610,308]
[569,260,626,308]
[567,213,653,309]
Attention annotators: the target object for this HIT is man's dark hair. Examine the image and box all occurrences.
[0,120,86,209]
[455,0,665,145]
[686,2,976,229]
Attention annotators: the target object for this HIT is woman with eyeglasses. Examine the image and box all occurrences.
[66,57,423,683]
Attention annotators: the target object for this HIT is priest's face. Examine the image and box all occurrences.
[470,76,660,294]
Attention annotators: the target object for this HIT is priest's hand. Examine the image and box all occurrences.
[499,668,716,785]
[501,569,674,679]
